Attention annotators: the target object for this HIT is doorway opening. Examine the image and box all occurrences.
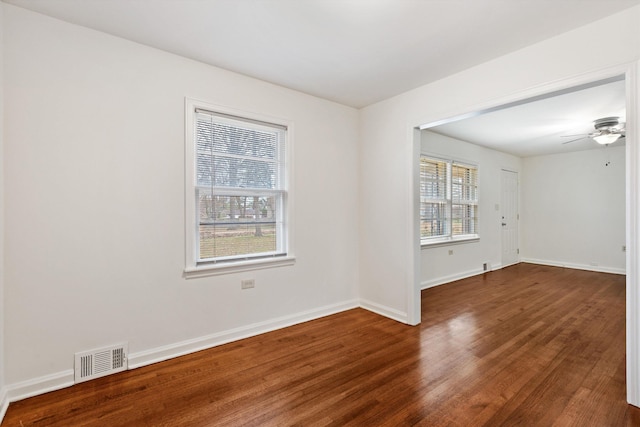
[413,69,638,405]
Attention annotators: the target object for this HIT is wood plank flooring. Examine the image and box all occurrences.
[4,263,640,426]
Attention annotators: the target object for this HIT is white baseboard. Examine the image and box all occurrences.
[0,297,389,420]
[521,258,626,275]
[359,299,408,323]
[420,259,625,291]
[2,370,74,413]
[0,387,8,424]
[128,299,359,369]
[0,299,359,419]
[421,266,494,290]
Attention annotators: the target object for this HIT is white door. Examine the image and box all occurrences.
[501,170,519,267]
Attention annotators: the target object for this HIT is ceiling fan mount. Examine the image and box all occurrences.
[593,116,622,130]
[562,116,625,145]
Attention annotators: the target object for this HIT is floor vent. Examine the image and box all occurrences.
[74,343,128,383]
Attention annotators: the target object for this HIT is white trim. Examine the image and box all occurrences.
[420,262,509,290]
[409,127,421,325]
[421,267,489,290]
[0,388,8,424]
[420,258,625,292]
[0,299,367,414]
[184,256,296,278]
[359,299,408,324]
[415,66,630,130]
[421,236,479,248]
[184,98,295,275]
[521,258,626,275]
[3,370,74,405]
[626,62,640,407]
[128,300,358,369]
[500,261,518,269]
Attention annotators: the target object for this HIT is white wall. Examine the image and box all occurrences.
[420,131,521,288]
[359,6,640,321]
[521,146,626,273]
[3,4,360,390]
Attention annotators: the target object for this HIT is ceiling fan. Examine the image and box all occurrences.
[562,116,626,145]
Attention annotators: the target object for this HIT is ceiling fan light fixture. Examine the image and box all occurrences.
[593,133,621,145]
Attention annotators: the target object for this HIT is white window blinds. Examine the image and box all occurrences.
[420,156,478,243]
[451,163,478,236]
[420,157,449,238]
[194,110,287,263]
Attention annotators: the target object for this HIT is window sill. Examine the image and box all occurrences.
[184,256,296,279]
[421,236,479,249]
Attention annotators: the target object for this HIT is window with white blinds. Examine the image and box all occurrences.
[191,108,288,265]
[420,155,478,244]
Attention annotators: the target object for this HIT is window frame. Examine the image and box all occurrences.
[420,154,479,247]
[184,99,295,277]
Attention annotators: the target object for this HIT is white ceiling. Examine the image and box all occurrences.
[2,0,634,157]
[429,78,627,157]
[3,0,639,108]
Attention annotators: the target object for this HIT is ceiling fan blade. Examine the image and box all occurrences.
[561,134,588,138]
[562,137,587,144]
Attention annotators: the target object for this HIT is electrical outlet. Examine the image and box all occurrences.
[241,279,255,289]
[623,245,627,252]
[448,250,453,255]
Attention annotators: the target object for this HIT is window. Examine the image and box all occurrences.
[185,100,292,275]
[420,155,478,245]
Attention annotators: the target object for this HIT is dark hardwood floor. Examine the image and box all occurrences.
[4,263,640,426]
